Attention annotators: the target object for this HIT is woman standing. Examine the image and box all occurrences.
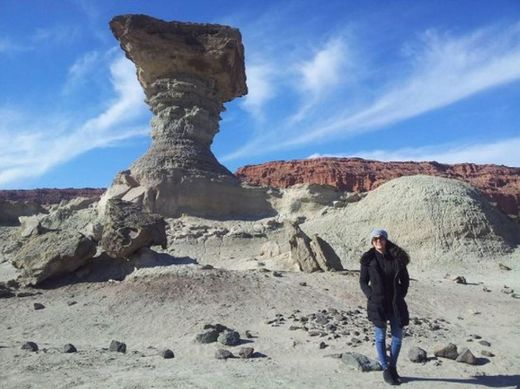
[359,228,410,386]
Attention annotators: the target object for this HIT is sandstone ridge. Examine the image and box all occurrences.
[236,157,520,220]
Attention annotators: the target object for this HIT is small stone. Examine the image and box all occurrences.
[63,344,77,353]
[434,343,458,360]
[319,341,328,349]
[341,352,382,372]
[195,329,219,344]
[109,340,127,353]
[33,303,45,310]
[299,282,307,286]
[512,293,520,299]
[67,301,77,306]
[324,353,342,359]
[456,347,478,365]
[325,324,337,332]
[245,330,254,339]
[21,341,38,352]
[408,346,427,363]
[289,326,301,331]
[218,330,240,346]
[161,349,174,359]
[471,334,482,340]
[498,263,512,271]
[478,340,491,347]
[453,276,467,284]
[272,271,282,277]
[200,264,214,270]
[238,347,254,358]
[482,287,491,292]
[215,349,233,359]
[481,350,495,357]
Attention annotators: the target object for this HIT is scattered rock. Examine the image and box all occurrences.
[453,276,467,284]
[215,349,234,360]
[319,341,328,349]
[456,347,478,365]
[67,301,77,306]
[63,344,77,353]
[498,263,512,271]
[13,230,97,286]
[195,329,220,344]
[109,340,127,353]
[33,303,45,310]
[272,271,283,277]
[299,282,307,286]
[324,353,343,359]
[0,285,15,298]
[434,343,458,360]
[341,352,382,372]
[238,347,254,359]
[245,330,254,339]
[409,346,428,363]
[478,340,491,347]
[161,349,174,359]
[200,264,214,270]
[101,199,167,259]
[501,286,514,294]
[481,350,495,357]
[21,341,38,352]
[218,330,241,346]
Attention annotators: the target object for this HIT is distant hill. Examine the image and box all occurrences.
[236,157,520,221]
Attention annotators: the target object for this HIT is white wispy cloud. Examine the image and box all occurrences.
[32,25,80,46]
[290,38,349,123]
[0,37,30,54]
[308,136,520,167]
[225,22,520,160]
[0,54,149,187]
[241,62,276,119]
[297,38,347,95]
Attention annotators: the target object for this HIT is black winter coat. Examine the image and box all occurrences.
[359,241,410,328]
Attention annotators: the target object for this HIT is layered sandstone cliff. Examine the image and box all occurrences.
[102,14,272,219]
[236,158,520,220]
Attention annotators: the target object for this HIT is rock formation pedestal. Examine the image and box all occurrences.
[104,14,272,219]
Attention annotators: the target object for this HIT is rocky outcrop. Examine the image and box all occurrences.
[0,189,103,205]
[0,200,46,226]
[101,199,167,259]
[12,230,97,286]
[260,221,344,272]
[236,158,520,220]
[103,14,272,219]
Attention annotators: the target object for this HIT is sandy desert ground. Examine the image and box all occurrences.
[1,260,519,389]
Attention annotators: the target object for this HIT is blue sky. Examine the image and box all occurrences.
[1,0,519,189]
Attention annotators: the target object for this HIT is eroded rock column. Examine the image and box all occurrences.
[103,14,272,219]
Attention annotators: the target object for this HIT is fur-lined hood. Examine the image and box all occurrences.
[360,240,410,266]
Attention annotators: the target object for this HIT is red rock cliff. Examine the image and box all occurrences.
[236,158,520,220]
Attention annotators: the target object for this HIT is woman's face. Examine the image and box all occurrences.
[372,236,387,252]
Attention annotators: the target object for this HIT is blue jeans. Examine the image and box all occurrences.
[374,315,403,369]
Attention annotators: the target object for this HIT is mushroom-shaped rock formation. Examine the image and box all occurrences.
[104,14,272,219]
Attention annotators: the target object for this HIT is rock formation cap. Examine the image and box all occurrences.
[109,14,247,102]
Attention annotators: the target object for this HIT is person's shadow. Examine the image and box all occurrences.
[402,374,520,388]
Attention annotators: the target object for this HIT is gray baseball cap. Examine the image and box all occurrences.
[370,228,388,240]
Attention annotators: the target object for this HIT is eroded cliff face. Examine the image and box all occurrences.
[236,158,520,220]
[102,14,272,219]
